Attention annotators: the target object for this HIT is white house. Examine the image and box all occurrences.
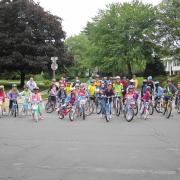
[162,57,180,75]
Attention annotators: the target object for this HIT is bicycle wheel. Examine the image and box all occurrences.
[143,108,149,120]
[155,101,162,113]
[133,105,138,116]
[14,107,17,117]
[34,112,39,123]
[45,102,54,113]
[58,110,64,119]
[125,108,134,122]
[165,102,172,119]
[148,104,154,115]
[177,100,180,114]
[115,98,121,116]
[96,99,102,114]
[69,109,75,121]
[82,105,86,120]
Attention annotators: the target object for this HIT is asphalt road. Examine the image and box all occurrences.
[0,108,180,180]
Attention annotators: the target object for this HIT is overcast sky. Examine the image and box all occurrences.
[34,0,161,37]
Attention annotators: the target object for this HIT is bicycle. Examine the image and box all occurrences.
[45,96,56,113]
[69,96,87,121]
[11,100,18,117]
[95,95,102,114]
[86,96,95,115]
[154,96,164,113]
[163,97,172,119]
[123,97,135,122]
[58,103,72,119]
[101,96,114,122]
[21,96,30,116]
[113,96,123,116]
[140,100,151,120]
[32,101,41,122]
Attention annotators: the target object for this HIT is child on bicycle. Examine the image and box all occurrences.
[30,87,44,119]
[141,86,151,102]
[57,84,67,107]
[7,84,20,114]
[103,83,114,118]
[20,85,32,115]
[163,79,176,107]
[48,84,58,108]
[0,85,7,114]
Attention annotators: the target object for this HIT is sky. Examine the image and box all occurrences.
[34,0,162,37]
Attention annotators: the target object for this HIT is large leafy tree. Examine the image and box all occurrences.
[65,33,96,76]
[85,1,159,77]
[0,0,70,86]
[157,0,180,60]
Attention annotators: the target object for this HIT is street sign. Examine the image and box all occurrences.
[51,63,58,71]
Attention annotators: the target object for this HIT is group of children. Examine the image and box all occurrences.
[0,84,44,119]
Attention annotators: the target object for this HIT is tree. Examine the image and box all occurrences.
[0,0,71,86]
[85,1,159,77]
[157,0,180,60]
[65,33,95,76]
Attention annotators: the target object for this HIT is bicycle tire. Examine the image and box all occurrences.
[69,109,75,121]
[149,104,154,115]
[82,105,86,120]
[133,103,138,116]
[115,98,121,116]
[177,100,180,114]
[165,103,172,119]
[58,110,64,119]
[125,108,134,122]
[45,102,54,113]
[96,100,102,114]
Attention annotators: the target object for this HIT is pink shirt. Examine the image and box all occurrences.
[30,93,42,102]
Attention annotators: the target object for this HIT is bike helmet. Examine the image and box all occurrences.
[0,85,4,89]
[116,76,120,80]
[146,86,151,90]
[129,85,134,89]
[154,81,159,85]
[75,83,80,87]
[33,87,39,90]
[147,76,152,81]
[12,84,17,87]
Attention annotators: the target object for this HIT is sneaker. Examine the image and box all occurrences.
[40,116,44,120]
[110,115,112,119]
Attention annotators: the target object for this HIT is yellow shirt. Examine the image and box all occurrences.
[88,85,96,96]
[65,86,72,96]
[134,79,138,89]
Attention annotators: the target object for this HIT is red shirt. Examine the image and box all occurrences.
[0,91,6,101]
[121,80,128,88]
[142,91,151,102]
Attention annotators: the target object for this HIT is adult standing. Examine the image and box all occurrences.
[133,75,139,89]
[26,77,37,92]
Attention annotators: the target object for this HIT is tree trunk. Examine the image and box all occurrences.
[20,71,25,87]
[127,61,132,78]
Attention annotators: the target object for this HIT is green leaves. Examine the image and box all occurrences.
[85,1,158,76]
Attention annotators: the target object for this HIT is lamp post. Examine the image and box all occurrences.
[51,57,58,80]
